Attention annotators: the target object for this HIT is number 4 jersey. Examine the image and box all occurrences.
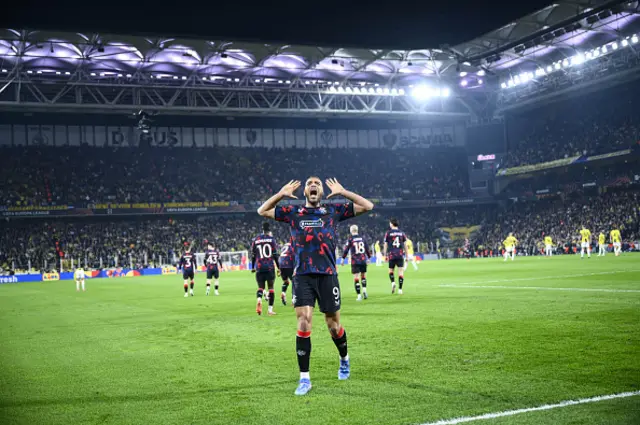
[384,229,407,259]
[342,235,371,265]
[251,234,278,272]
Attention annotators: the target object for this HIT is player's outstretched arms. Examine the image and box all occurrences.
[325,178,374,215]
[257,180,301,219]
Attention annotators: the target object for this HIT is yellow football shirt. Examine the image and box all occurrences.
[544,236,552,245]
[580,229,591,243]
[503,236,517,248]
[406,240,414,256]
[610,229,621,243]
[598,233,605,245]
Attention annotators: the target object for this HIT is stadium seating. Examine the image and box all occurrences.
[2,188,638,273]
[0,147,470,207]
[503,82,640,169]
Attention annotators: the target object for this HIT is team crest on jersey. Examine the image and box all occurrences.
[318,207,327,214]
[300,219,324,229]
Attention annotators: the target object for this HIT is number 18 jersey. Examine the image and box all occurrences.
[385,229,407,260]
[343,235,371,265]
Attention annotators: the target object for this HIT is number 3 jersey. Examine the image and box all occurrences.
[251,234,278,272]
[342,235,371,265]
[179,252,197,270]
[384,229,407,259]
[275,202,355,275]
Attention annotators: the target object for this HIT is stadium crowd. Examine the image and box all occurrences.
[2,186,638,272]
[0,210,440,272]
[475,189,640,255]
[0,147,470,207]
[504,82,640,168]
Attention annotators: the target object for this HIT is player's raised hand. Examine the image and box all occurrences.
[278,180,301,199]
[325,178,345,199]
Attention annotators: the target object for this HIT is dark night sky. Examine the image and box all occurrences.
[3,0,555,49]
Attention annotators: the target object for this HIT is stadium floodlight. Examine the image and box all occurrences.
[632,34,638,44]
[90,72,96,76]
[571,53,585,65]
[441,87,451,97]
[411,85,431,99]
[554,62,561,70]
[460,79,468,87]
[612,42,619,50]
[622,39,629,47]
[368,87,375,94]
[278,80,283,83]
[501,82,507,89]
[117,73,123,77]
[535,68,545,77]
[390,88,397,95]
[601,45,608,54]
[477,70,486,76]
[376,87,383,94]
[398,88,405,95]
[592,49,600,58]
[459,71,468,77]
[383,88,390,94]
[337,86,345,93]
[329,86,337,93]
[234,78,240,82]
[346,87,353,93]
[285,80,291,84]
[477,79,483,85]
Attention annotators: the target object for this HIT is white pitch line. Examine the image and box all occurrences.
[448,270,640,286]
[419,390,640,425]
[439,284,640,293]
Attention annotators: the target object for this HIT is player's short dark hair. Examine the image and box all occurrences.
[262,222,270,232]
[390,218,399,227]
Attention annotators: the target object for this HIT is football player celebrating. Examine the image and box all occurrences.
[258,177,373,396]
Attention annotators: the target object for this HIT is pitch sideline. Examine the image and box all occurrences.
[419,390,640,425]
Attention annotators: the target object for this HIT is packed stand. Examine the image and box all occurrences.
[504,82,640,168]
[0,147,470,207]
[0,210,443,272]
[475,189,640,255]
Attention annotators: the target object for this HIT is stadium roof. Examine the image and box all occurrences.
[453,0,640,74]
[0,1,638,117]
[0,29,466,86]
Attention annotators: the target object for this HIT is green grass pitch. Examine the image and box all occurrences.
[1,255,639,425]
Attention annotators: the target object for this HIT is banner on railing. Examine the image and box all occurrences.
[1,197,496,218]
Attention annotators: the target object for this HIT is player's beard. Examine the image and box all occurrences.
[305,188,322,207]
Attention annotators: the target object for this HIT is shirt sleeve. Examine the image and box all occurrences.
[275,205,293,223]
[342,240,351,259]
[334,202,355,222]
